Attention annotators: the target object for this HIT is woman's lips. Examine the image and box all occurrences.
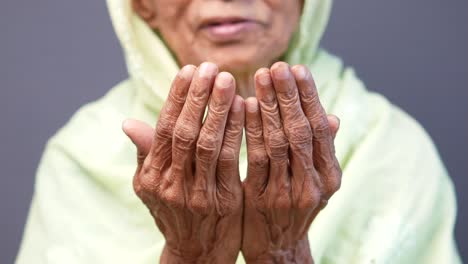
[200,19,259,43]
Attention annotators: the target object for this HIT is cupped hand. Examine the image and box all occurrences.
[124,63,245,264]
[242,62,341,263]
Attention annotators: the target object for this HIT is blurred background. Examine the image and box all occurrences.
[1,0,467,262]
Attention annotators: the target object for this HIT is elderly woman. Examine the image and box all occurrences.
[16,0,461,263]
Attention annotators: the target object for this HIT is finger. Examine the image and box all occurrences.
[327,115,340,140]
[271,62,313,204]
[255,69,291,229]
[122,119,154,167]
[191,71,236,216]
[244,97,269,193]
[122,119,155,200]
[291,65,331,142]
[270,62,310,130]
[292,65,341,198]
[254,68,289,162]
[216,95,244,215]
[171,62,218,183]
[151,65,196,166]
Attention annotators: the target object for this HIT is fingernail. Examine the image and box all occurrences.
[273,63,290,80]
[257,70,272,86]
[121,119,130,133]
[231,96,243,112]
[245,97,258,113]
[295,66,308,80]
[199,62,217,78]
[216,72,233,89]
[179,65,195,80]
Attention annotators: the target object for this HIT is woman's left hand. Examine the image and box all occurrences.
[123,64,244,263]
[242,62,342,263]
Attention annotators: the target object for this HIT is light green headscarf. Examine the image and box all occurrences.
[16,0,461,263]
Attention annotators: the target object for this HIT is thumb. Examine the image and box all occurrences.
[122,119,154,165]
[327,115,340,140]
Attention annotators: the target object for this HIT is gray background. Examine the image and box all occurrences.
[1,0,467,262]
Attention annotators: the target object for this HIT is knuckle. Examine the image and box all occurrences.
[155,117,175,139]
[139,176,157,196]
[134,159,165,205]
[133,176,144,198]
[218,147,237,163]
[202,113,227,138]
[297,189,321,210]
[300,87,319,104]
[297,198,315,210]
[284,120,312,147]
[189,193,212,216]
[139,163,160,194]
[225,118,243,138]
[208,102,229,120]
[173,123,198,149]
[266,129,289,160]
[246,119,263,136]
[246,130,264,148]
[312,116,331,140]
[187,96,207,112]
[268,129,288,146]
[223,133,241,150]
[167,91,186,106]
[210,93,232,113]
[222,128,242,152]
[259,96,279,113]
[322,173,342,198]
[160,188,185,209]
[277,86,295,99]
[190,81,211,100]
[277,86,298,102]
[218,149,238,173]
[196,135,219,162]
[201,123,219,139]
[248,150,269,171]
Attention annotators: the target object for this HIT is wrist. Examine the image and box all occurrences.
[244,237,313,264]
[161,244,239,264]
[160,246,198,264]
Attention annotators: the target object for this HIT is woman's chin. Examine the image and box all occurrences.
[216,60,259,75]
[207,55,270,75]
[191,44,278,75]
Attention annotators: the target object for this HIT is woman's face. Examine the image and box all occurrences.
[134,0,303,75]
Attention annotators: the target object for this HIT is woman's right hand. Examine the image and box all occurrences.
[123,63,245,263]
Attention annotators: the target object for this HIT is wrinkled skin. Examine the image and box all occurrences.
[242,63,341,263]
[124,62,341,263]
[125,0,342,263]
[125,63,245,263]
